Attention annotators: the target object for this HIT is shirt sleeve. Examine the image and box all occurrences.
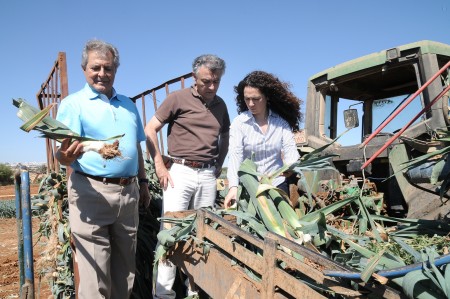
[155,93,177,124]
[227,119,244,188]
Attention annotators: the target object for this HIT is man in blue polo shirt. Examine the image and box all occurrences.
[55,39,150,299]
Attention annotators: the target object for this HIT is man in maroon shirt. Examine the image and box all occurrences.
[145,54,230,298]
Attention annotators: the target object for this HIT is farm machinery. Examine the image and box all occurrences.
[160,40,450,298]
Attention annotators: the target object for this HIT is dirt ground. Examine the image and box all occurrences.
[0,184,52,299]
[0,184,40,199]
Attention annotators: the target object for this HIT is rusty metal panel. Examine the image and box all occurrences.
[261,236,277,298]
[273,269,327,299]
[36,52,68,173]
[170,241,263,298]
[201,224,264,273]
[130,73,192,155]
[168,210,328,298]
[168,209,402,299]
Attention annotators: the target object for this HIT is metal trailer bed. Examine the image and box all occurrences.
[167,209,404,299]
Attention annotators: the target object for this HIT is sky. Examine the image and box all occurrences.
[1,0,449,164]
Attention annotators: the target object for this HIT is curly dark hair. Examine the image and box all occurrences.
[234,71,303,130]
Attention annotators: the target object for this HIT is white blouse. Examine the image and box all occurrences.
[227,110,300,188]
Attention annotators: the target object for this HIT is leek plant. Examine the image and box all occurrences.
[31,171,75,298]
[26,122,450,298]
[13,99,124,159]
[152,151,450,298]
[0,199,15,218]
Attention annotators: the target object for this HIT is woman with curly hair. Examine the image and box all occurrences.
[224,70,303,208]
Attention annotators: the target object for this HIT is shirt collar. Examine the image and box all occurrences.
[190,85,218,106]
[83,83,118,101]
[240,109,275,123]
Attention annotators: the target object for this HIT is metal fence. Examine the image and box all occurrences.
[130,72,193,159]
[36,52,68,173]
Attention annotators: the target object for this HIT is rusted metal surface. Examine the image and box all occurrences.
[362,74,450,169]
[170,240,263,298]
[168,209,402,299]
[36,52,68,173]
[360,60,450,149]
[130,72,192,157]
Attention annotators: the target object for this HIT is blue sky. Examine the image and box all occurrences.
[1,0,449,164]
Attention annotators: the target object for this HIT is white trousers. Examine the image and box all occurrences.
[154,163,216,299]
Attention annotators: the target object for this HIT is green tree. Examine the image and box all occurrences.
[37,164,47,174]
[0,164,14,185]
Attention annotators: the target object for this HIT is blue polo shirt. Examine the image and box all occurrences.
[56,84,145,177]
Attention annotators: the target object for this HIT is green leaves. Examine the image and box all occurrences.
[30,171,75,298]
[13,98,124,142]
[239,159,287,237]
[14,98,78,140]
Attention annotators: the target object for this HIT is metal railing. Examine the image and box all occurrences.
[361,61,450,170]
[130,72,193,159]
[36,52,69,173]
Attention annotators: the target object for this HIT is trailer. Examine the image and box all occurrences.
[166,209,404,299]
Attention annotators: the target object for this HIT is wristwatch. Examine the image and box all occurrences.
[138,178,149,184]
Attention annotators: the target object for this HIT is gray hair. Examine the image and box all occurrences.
[192,54,226,75]
[81,39,120,70]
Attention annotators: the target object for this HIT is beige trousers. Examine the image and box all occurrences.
[68,172,139,299]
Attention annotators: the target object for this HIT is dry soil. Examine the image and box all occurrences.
[0,184,52,299]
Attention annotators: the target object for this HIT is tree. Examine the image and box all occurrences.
[37,164,47,174]
[0,163,14,185]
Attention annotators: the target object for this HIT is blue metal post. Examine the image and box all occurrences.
[20,169,35,298]
[14,170,24,297]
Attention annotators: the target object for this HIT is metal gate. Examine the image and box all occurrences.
[130,72,192,158]
[36,52,69,173]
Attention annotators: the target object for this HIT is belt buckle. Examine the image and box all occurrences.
[192,161,202,168]
[119,177,130,186]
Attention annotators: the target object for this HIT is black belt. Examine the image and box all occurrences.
[75,171,136,186]
[170,158,215,169]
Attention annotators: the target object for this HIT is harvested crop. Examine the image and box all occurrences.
[13,98,123,160]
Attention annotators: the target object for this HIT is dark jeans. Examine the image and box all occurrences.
[277,181,289,196]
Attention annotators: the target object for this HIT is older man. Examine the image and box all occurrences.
[56,39,150,299]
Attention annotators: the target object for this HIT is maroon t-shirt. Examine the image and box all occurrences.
[155,87,230,163]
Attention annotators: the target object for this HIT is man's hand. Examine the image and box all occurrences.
[138,183,151,208]
[155,162,174,191]
[56,138,83,166]
[144,117,173,190]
